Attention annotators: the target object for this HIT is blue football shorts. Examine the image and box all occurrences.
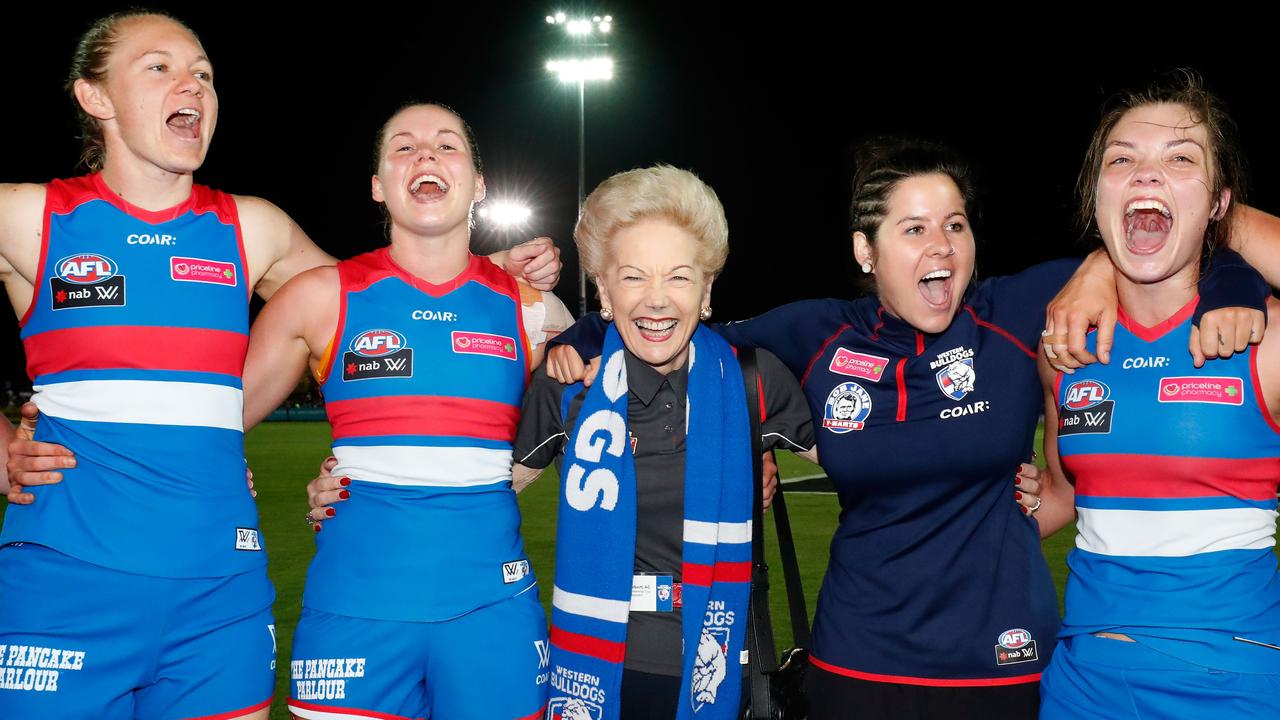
[0,542,276,720]
[1041,633,1280,720]
[288,587,548,720]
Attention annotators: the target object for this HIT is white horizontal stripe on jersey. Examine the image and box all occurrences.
[33,379,242,431]
[333,444,514,488]
[1076,506,1278,557]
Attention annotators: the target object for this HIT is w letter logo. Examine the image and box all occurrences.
[534,640,550,669]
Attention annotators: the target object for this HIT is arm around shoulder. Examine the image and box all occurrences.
[242,266,339,429]
[236,195,335,301]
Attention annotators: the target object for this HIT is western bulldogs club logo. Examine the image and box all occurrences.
[342,329,413,381]
[994,627,1038,666]
[935,358,976,401]
[547,697,603,720]
[50,253,125,310]
[691,625,731,711]
[1059,379,1114,436]
[822,382,872,433]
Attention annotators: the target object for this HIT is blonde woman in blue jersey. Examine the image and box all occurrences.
[241,102,571,720]
[1037,74,1280,719]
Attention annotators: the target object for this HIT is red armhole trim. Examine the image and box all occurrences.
[895,358,908,422]
[316,262,350,385]
[800,323,851,387]
[18,187,54,329]
[1249,344,1280,435]
[965,305,1036,359]
[219,191,252,302]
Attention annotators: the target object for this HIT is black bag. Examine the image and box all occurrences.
[738,348,812,720]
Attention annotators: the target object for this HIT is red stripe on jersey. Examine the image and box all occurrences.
[682,561,752,586]
[800,323,852,387]
[516,704,548,720]
[964,306,1036,360]
[811,655,1041,687]
[551,625,626,663]
[287,698,416,720]
[1067,453,1280,501]
[327,395,520,442]
[192,696,273,720]
[895,358,908,422]
[24,325,248,379]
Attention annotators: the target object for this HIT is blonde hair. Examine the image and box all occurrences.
[575,165,729,281]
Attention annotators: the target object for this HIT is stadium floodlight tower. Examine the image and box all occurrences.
[545,11,613,316]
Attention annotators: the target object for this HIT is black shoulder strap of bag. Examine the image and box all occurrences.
[741,347,777,719]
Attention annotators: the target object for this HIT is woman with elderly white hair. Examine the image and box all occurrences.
[510,164,817,719]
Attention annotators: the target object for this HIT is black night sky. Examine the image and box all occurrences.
[3,3,1279,386]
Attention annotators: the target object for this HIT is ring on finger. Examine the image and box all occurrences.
[304,511,315,527]
[1029,497,1043,515]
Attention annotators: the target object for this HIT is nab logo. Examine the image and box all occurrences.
[56,254,116,284]
[51,254,125,310]
[350,329,405,357]
[1063,380,1110,410]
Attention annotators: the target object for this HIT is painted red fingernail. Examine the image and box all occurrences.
[325,508,336,517]
[339,490,350,500]
[1015,491,1023,500]
[1021,506,1029,515]
[340,477,351,486]
[313,524,321,533]
[1014,477,1022,486]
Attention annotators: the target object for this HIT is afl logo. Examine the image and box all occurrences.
[349,329,405,357]
[56,254,116,284]
[998,628,1032,649]
[1063,380,1110,410]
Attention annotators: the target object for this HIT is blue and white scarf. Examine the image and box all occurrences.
[547,323,754,720]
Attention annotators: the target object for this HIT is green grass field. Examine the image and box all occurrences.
[2,421,1275,718]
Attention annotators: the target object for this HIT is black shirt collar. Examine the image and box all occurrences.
[623,349,688,407]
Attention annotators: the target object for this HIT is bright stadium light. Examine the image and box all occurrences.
[544,9,615,315]
[477,201,533,228]
[546,57,613,82]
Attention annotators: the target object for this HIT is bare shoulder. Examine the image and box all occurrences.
[274,263,340,301]
[0,183,49,275]
[0,183,47,236]
[233,194,291,239]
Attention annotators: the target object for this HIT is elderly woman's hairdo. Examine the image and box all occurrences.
[575,165,729,280]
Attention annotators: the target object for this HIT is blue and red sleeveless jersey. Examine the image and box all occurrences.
[714,261,1079,686]
[1055,298,1280,672]
[308,248,536,621]
[4,174,263,579]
